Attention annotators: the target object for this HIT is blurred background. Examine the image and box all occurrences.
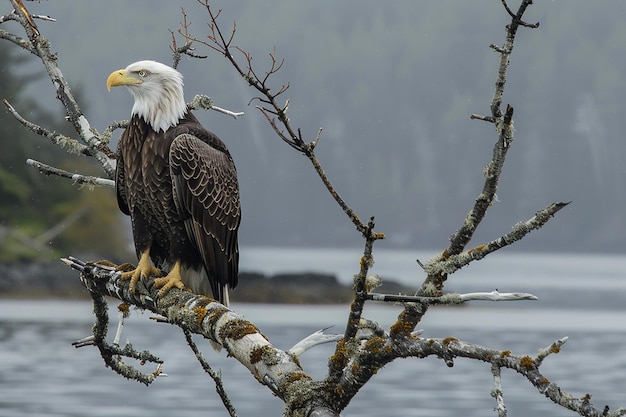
[1,0,625,262]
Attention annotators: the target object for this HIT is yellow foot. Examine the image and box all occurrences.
[154,270,185,297]
[120,250,161,293]
[152,262,185,297]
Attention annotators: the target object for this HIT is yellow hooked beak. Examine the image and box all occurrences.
[106,69,142,91]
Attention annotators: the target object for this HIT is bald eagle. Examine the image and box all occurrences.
[107,60,240,305]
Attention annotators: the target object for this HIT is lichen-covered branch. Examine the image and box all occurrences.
[64,255,626,417]
[423,201,570,277]
[62,257,339,417]
[447,0,537,256]
[327,218,377,386]
[26,159,115,188]
[491,363,507,417]
[2,98,96,157]
[418,0,559,303]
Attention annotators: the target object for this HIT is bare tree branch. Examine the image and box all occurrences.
[182,329,237,416]
[418,0,559,303]
[3,98,96,157]
[179,0,381,240]
[63,257,339,417]
[423,201,570,277]
[26,159,115,188]
[63,257,626,417]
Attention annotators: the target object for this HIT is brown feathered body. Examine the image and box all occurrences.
[115,112,240,303]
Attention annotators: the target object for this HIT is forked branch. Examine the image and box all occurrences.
[419,0,560,301]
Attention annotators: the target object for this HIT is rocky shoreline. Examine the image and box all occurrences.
[0,261,414,304]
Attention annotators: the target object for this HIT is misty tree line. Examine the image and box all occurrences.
[1,0,624,416]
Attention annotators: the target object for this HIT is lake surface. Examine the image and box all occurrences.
[1,248,625,416]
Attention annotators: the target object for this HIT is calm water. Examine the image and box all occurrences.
[1,249,626,417]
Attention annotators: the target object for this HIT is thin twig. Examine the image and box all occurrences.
[3,99,93,156]
[491,363,508,417]
[182,329,237,417]
[26,159,115,188]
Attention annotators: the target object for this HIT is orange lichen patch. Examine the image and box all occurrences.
[374,232,385,239]
[500,350,512,357]
[467,244,487,254]
[96,259,117,267]
[249,346,268,364]
[390,316,414,337]
[329,339,349,370]
[115,262,135,272]
[207,306,230,323]
[550,344,561,354]
[334,384,344,396]
[219,319,259,342]
[351,363,360,374]
[249,345,281,373]
[520,355,535,369]
[193,306,208,324]
[363,336,385,354]
[442,337,459,346]
[539,377,550,385]
[117,303,130,318]
[284,371,311,385]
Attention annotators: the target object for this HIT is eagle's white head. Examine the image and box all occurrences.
[106,60,186,132]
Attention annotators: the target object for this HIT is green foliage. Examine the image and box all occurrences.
[0,43,130,262]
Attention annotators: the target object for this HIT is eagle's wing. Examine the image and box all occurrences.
[169,133,241,301]
[115,147,130,216]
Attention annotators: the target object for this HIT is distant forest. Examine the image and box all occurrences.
[2,1,626,259]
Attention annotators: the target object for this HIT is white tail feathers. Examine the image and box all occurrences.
[222,286,230,307]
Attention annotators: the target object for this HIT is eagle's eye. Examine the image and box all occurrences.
[137,70,148,77]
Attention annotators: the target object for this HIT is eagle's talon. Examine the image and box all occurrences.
[152,262,185,297]
[153,276,185,296]
[119,250,161,293]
